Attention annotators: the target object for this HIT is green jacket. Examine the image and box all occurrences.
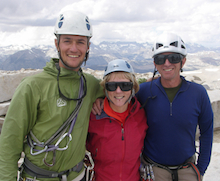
[0,59,104,180]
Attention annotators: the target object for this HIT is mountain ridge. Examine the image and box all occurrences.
[0,41,220,73]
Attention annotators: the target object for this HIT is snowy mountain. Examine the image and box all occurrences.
[0,42,220,73]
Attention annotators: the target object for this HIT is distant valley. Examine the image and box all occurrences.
[0,41,220,73]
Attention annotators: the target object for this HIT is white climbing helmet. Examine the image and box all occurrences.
[152,33,187,57]
[104,59,134,77]
[54,10,92,37]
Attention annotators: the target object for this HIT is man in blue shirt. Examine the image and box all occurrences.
[136,33,213,181]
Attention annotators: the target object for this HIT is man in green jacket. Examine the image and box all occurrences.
[0,10,104,181]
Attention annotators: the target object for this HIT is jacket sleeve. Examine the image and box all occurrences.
[87,74,104,102]
[196,88,213,175]
[0,79,40,180]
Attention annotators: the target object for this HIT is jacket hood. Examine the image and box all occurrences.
[43,58,82,78]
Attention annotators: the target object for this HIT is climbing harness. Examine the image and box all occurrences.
[19,157,83,181]
[84,150,95,181]
[141,154,202,181]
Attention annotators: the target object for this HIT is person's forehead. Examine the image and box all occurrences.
[160,52,174,55]
[60,34,87,40]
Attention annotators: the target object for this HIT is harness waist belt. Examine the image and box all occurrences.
[143,153,195,169]
[23,157,83,178]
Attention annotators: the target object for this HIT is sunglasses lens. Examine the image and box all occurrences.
[105,82,133,91]
[120,82,133,91]
[154,54,183,65]
[105,82,117,91]
[169,54,183,63]
[154,55,166,65]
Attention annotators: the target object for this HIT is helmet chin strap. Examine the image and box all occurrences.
[57,51,88,70]
[180,61,183,72]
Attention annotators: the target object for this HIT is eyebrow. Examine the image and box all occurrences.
[62,37,87,42]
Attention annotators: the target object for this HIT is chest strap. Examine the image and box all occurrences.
[21,157,83,179]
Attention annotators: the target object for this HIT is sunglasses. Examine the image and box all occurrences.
[105,82,133,91]
[154,54,184,65]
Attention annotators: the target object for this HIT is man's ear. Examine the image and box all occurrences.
[182,57,186,67]
[55,39,59,52]
[87,42,91,52]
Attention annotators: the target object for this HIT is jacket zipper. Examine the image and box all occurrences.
[170,102,172,116]
[120,124,125,181]
[121,127,124,140]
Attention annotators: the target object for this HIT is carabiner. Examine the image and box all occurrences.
[55,133,72,151]
[30,145,48,156]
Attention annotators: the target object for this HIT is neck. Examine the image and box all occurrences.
[58,59,80,71]
[161,76,182,88]
[109,102,128,113]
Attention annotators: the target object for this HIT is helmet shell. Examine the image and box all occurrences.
[104,59,134,77]
[54,10,92,37]
[152,33,187,57]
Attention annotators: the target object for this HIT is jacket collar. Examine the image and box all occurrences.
[154,75,190,93]
[43,58,82,78]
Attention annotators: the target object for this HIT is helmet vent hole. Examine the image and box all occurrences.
[181,45,186,49]
[170,41,178,47]
[156,43,163,49]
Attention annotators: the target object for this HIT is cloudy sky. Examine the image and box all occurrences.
[0,0,219,48]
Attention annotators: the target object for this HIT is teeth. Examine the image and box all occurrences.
[115,96,123,99]
[164,69,172,71]
[68,55,79,58]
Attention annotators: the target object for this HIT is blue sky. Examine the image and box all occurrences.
[0,0,220,47]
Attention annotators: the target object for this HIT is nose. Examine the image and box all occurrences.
[70,42,78,52]
[115,86,122,92]
[164,58,171,65]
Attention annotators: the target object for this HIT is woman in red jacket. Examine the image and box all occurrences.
[87,59,148,181]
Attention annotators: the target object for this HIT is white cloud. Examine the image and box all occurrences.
[0,0,220,47]
[0,27,55,46]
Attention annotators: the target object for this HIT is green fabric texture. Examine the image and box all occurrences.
[0,58,104,180]
[163,82,182,102]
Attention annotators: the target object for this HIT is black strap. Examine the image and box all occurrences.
[143,154,196,181]
[23,157,83,178]
[171,169,178,181]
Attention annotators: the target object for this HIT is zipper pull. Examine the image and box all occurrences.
[121,127,124,140]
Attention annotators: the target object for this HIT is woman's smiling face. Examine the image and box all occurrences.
[107,72,132,113]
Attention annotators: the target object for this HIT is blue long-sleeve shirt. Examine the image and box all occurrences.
[136,76,213,175]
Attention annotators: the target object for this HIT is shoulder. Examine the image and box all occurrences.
[83,72,101,83]
[130,97,145,114]
[183,77,207,93]
[90,110,109,120]
[19,71,51,88]
[138,81,151,92]
[17,72,42,87]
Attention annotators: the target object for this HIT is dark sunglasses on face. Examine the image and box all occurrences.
[105,82,133,91]
[154,53,184,65]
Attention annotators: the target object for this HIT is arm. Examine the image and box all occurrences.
[196,89,213,175]
[0,80,39,180]
[91,98,104,115]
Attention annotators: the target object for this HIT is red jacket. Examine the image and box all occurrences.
[87,97,148,181]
